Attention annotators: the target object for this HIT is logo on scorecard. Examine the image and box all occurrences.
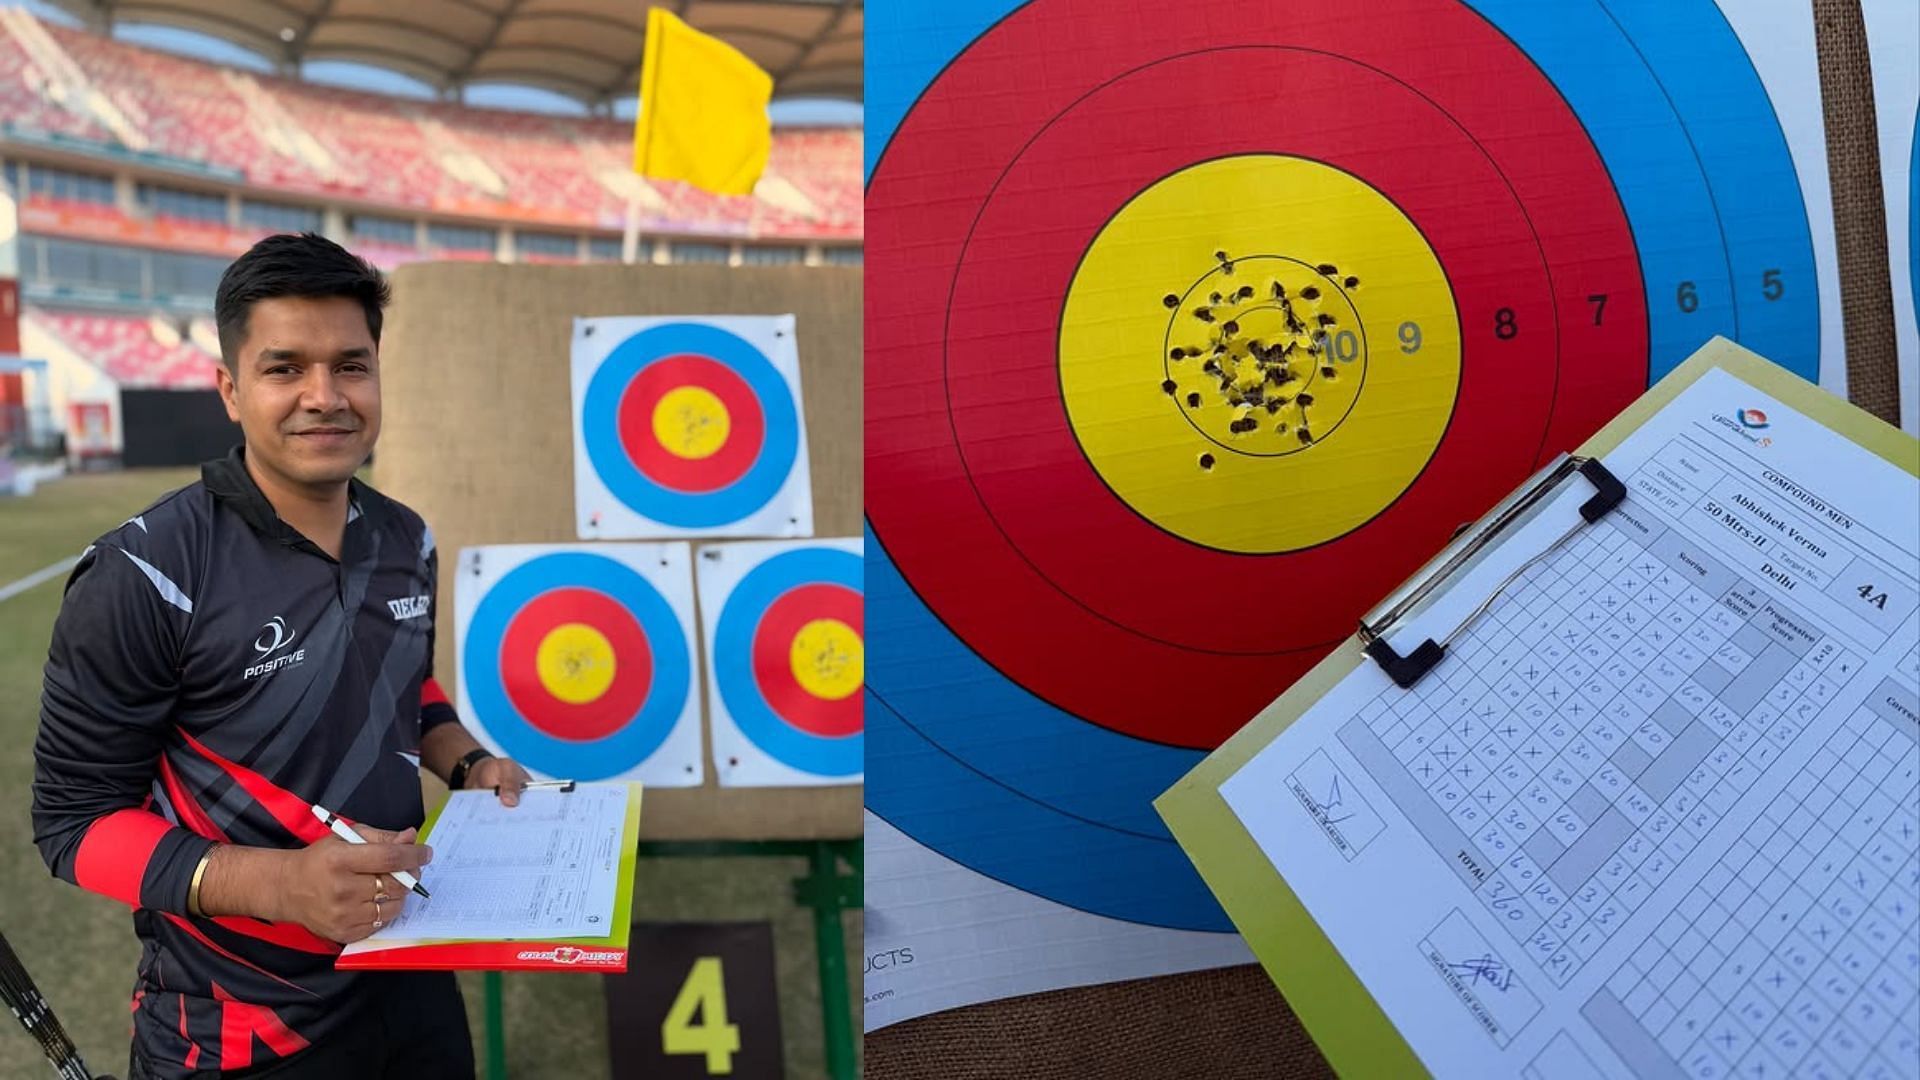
[1712,408,1774,448]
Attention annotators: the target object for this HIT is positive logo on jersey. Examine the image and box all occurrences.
[387,595,431,621]
[254,616,296,656]
[245,616,306,680]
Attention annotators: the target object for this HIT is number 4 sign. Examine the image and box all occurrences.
[605,923,786,1078]
[663,958,741,1071]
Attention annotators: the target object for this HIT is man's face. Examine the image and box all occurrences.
[217,295,381,490]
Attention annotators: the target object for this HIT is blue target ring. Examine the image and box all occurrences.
[715,547,863,777]
[1466,0,1819,382]
[1909,103,1917,318]
[465,552,691,779]
[865,0,1825,933]
[582,322,800,529]
[867,527,1225,929]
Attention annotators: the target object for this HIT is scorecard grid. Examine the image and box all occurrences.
[1331,461,1919,1078]
[1586,695,1918,1080]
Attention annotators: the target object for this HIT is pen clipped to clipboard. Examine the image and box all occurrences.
[499,779,577,794]
[1358,453,1626,689]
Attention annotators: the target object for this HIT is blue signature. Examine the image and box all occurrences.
[1312,774,1354,825]
[1450,954,1514,992]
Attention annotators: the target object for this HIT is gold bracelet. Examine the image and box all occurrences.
[186,849,213,918]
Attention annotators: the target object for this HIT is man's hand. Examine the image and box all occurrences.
[421,722,531,805]
[467,756,531,806]
[276,825,432,944]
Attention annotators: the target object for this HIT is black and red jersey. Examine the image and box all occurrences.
[32,447,457,1078]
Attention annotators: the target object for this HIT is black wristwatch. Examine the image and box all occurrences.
[448,748,494,791]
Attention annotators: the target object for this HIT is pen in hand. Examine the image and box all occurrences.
[308,804,431,900]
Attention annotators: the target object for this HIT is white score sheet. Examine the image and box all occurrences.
[1221,367,1920,1079]
[369,785,630,943]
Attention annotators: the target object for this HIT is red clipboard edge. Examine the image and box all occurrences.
[335,939,629,973]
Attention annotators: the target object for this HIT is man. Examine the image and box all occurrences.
[32,232,530,1078]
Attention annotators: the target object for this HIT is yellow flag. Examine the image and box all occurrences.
[632,8,773,196]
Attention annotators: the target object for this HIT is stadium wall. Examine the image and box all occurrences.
[118,388,233,467]
[18,311,117,460]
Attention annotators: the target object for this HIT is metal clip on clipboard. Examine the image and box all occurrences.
[1357,454,1626,689]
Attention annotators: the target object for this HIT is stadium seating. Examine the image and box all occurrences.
[0,10,111,144]
[420,105,613,224]
[768,128,861,230]
[52,23,265,175]
[1,12,860,240]
[270,81,469,209]
[28,307,222,390]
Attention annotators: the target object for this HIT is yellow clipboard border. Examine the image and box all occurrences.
[1154,338,1918,1076]
[338,782,643,968]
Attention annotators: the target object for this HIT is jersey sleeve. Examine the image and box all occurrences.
[420,545,458,735]
[32,545,216,913]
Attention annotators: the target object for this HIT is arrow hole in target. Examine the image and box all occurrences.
[1160,251,1367,458]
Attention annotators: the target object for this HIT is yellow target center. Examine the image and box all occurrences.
[652,386,731,459]
[789,618,864,701]
[1059,154,1461,553]
[535,622,617,704]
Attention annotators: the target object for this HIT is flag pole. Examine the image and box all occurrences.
[621,190,641,264]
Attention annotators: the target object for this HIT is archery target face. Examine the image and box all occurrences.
[697,539,864,787]
[1062,154,1462,552]
[456,543,701,786]
[572,315,814,539]
[866,0,1832,933]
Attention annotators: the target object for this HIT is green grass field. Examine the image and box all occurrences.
[0,469,856,1078]
[0,468,198,585]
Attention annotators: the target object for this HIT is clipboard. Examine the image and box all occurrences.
[1153,337,1920,1077]
[1359,453,1625,690]
[336,782,644,973]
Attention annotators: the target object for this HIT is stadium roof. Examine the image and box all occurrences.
[41,0,862,105]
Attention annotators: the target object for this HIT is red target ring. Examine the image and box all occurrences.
[947,52,1554,647]
[500,587,654,742]
[751,583,864,738]
[865,0,1647,748]
[617,355,767,493]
